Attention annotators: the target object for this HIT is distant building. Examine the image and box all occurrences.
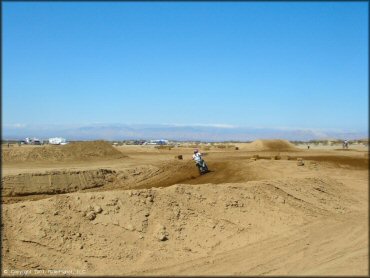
[133,140,146,145]
[33,139,42,145]
[152,139,168,145]
[142,139,169,145]
[49,137,67,145]
[24,137,42,145]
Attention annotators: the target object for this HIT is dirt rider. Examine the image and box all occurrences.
[192,149,202,164]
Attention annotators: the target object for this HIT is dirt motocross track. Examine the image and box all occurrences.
[1,140,368,276]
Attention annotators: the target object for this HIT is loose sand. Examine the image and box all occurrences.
[1,140,368,275]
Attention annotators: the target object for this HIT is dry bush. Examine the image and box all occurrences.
[216,144,227,149]
[155,146,173,150]
[215,144,235,149]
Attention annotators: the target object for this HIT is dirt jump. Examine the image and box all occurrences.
[242,139,301,151]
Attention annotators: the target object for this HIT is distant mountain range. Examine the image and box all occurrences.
[3,123,368,142]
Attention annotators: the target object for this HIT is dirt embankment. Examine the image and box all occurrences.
[2,141,124,162]
[1,160,192,202]
[303,155,368,170]
[2,169,116,197]
[0,157,290,203]
[2,176,359,275]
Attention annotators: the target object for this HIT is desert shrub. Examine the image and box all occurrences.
[216,144,235,149]
[216,144,227,149]
[155,146,173,150]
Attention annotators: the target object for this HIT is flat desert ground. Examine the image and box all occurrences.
[1,140,368,276]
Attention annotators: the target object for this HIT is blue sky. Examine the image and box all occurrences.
[3,2,368,133]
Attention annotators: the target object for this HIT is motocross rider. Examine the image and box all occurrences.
[192,149,202,164]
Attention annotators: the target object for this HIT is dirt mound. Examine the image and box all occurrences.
[2,141,124,162]
[2,169,116,198]
[6,154,347,204]
[2,160,201,203]
[304,155,368,170]
[1,178,358,275]
[246,139,300,152]
[1,157,284,203]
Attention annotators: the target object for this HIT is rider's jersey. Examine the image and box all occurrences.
[192,152,202,163]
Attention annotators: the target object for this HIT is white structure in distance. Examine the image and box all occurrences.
[143,139,169,145]
[24,137,42,145]
[49,137,68,145]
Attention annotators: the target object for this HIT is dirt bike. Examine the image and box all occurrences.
[196,158,209,175]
